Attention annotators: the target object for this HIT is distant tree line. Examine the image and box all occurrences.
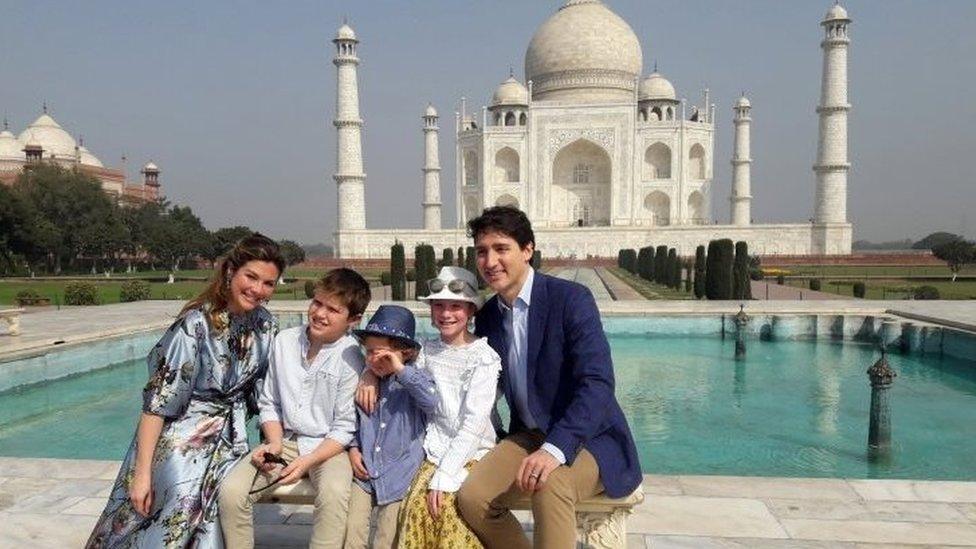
[0,164,304,275]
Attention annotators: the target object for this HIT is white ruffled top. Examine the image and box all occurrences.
[421,336,502,492]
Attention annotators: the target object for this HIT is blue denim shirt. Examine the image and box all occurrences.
[352,362,438,505]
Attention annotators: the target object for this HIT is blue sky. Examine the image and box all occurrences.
[2,1,974,244]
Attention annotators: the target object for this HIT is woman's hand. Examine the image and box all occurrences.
[348,447,369,480]
[426,489,444,519]
[129,469,153,517]
[356,370,379,414]
[251,442,283,472]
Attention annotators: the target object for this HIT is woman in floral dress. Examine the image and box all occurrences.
[87,234,286,548]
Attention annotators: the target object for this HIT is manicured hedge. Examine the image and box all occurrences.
[391,242,406,301]
[705,239,734,300]
[733,241,752,300]
[64,281,99,306]
[693,245,706,299]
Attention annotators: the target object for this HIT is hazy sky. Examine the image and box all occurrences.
[3,1,974,244]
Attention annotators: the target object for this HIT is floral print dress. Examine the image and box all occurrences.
[86,306,277,549]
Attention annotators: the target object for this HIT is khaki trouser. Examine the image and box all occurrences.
[457,431,603,549]
[219,440,353,549]
[343,483,401,549]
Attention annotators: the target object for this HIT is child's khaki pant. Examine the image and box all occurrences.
[343,483,401,549]
[219,440,352,549]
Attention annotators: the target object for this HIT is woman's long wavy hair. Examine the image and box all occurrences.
[181,233,286,329]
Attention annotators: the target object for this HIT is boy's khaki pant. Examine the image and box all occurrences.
[219,440,353,549]
[343,484,401,549]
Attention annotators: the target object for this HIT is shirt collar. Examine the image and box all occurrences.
[497,266,535,313]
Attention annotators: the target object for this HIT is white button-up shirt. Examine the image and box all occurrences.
[258,326,362,455]
[498,267,566,464]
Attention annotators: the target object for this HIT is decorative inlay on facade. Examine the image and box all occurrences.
[547,128,615,155]
[532,69,637,94]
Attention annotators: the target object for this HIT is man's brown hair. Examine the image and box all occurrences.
[314,268,371,317]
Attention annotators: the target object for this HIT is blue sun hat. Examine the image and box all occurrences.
[352,304,421,349]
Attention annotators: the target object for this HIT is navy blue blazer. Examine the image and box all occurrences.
[475,272,642,498]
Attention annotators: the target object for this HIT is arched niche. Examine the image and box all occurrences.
[464,150,479,186]
[689,143,706,180]
[463,195,481,222]
[551,139,612,227]
[687,190,705,223]
[643,142,672,180]
[644,191,670,226]
[494,147,520,183]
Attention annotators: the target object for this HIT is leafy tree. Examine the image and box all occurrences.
[913,232,964,250]
[932,239,975,282]
[207,226,255,265]
[144,205,210,271]
[278,239,306,266]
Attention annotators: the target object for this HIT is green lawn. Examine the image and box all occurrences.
[780,279,976,300]
[607,267,694,300]
[764,264,975,278]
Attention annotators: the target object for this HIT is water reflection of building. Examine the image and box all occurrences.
[0,108,161,206]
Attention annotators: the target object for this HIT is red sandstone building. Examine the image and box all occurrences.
[0,109,161,206]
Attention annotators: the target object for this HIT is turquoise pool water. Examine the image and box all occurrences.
[1,324,975,479]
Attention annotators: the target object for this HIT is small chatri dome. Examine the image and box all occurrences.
[335,23,357,41]
[639,72,676,101]
[491,76,529,107]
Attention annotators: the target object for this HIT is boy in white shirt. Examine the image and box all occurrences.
[219,268,371,549]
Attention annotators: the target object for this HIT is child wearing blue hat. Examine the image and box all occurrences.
[344,305,438,549]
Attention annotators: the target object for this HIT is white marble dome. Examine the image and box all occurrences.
[825,3,849,21]
[490,76,529,106]
[17,114,77,160]
[638,72,676,101]
[0,129,22,161]
[524,0,642,103]
[78,145,104,168]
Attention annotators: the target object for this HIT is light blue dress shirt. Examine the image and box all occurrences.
[498,267,566,464]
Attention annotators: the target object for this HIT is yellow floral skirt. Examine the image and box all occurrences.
[397,460,484,549]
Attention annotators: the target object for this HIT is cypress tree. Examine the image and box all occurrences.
[733,241,752,300]
[637,246,652,280]
[705,239,734,300]
[415,244,428,299]
[465,246,485,289]
[442,247,454,268]
[617,250,626,269]
[531,250,542,270]
[684,260,693,292]
[668,248,679,289]
[693,245,706,299]
[391,242,406,301]
[456,247,464,267]
[654,245,668,284]
[622,249,637,273]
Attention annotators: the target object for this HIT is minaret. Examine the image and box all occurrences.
[332,23,366,231]
[814,3,851,224]
[422,104,441,230]
[730,95,752,226]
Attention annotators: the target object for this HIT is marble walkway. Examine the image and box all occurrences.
[1,457,975,548]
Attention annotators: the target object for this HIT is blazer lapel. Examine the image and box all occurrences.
[526,272,548,381]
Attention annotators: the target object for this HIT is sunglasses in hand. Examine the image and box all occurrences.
[248,452,291,495]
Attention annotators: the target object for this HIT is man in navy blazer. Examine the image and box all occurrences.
[457,206,641,548]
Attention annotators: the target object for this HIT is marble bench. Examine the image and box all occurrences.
[260,480,644,548]
[0,308,24,336]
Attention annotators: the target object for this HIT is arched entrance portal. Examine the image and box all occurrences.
[550,139,611,227]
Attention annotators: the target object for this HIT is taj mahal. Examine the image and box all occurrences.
[330,0,853,258]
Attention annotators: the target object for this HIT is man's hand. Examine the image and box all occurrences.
[348,447,369,480]
[426,489,444,519]
[517,449,561,492]
[278,454,316,485]
[251,442,283,472]
[368,349,405,377]
[356,370,379,414]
